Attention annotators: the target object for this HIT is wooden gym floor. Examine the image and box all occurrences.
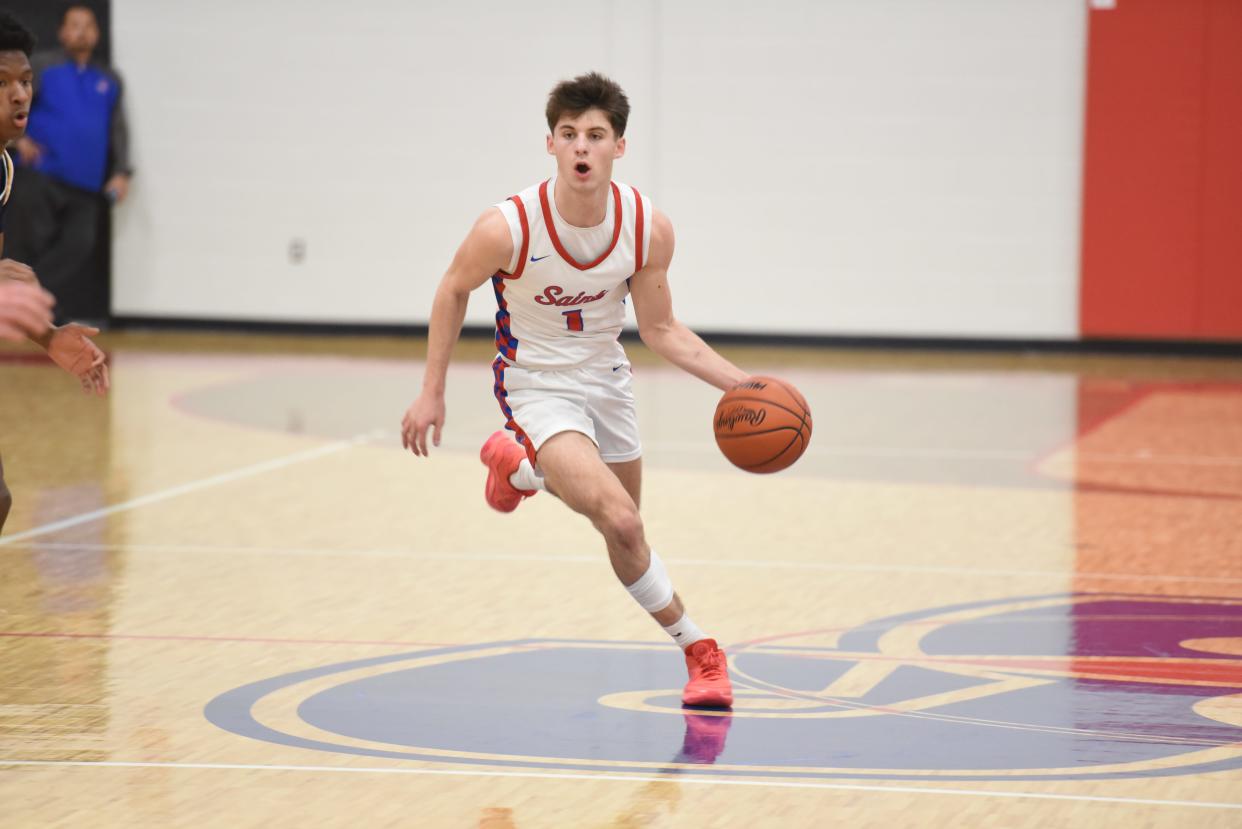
[0,331,1240,827]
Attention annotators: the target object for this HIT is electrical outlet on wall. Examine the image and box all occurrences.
[288,238,307,264]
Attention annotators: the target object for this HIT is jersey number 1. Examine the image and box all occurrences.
[562,309,584,332]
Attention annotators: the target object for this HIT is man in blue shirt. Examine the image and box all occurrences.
[8,3,132,323]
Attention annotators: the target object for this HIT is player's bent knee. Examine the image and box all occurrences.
[597,503,644,550]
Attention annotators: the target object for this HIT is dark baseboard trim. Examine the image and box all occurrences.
[110,315,430,338]
[107,316,1242,358]
[691,331,1242,357]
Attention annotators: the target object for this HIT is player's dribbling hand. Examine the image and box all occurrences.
[401,393,445,457]
[0,281,54,341]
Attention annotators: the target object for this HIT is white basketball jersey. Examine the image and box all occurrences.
[492,178,651,369]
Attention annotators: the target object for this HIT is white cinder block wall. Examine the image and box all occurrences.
[111,0,1086,339]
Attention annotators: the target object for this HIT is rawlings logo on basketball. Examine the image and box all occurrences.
[715,404,767,431]
[714,375,811,473]
[534,286,609,307]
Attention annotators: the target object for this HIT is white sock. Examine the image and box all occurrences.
[662,613,708,649]
[509,458,546,492]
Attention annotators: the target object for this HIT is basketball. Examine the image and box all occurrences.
[713,376,812,473]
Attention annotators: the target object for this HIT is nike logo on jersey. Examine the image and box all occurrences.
[530,254,552,263]
[612,365,624,372]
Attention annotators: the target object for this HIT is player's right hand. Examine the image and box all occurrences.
[401,392,445,457]
[0,281,54,342]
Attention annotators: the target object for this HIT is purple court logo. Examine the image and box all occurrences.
[206,593,1242,780]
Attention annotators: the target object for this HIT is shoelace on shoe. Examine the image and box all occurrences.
[696,649,726,680]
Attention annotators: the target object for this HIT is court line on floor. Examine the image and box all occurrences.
[370,430,1242,467]
[426,438,1242,467]
[0,431,385,547]
[647,437,1242,467]
[9,541,1242,585]
[0,630,458,648]
[0,759,1237,810]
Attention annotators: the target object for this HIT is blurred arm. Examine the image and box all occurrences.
[105,68,133,202]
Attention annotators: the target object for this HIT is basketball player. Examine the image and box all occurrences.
[0,12,109,534]
[401,72,748,707]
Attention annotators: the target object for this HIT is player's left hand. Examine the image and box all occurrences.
[45,323,110,396]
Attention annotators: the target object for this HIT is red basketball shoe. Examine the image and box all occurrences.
[681,639,733,707]
[480,430,535,513]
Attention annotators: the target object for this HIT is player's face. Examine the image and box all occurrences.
[0,51,33,143]
[546,109,625,189]
[59,8,100,56]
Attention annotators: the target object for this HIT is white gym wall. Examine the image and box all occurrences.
[111,0,1086,339]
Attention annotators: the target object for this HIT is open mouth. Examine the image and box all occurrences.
[574,162,590,176]
[13,112,26,126]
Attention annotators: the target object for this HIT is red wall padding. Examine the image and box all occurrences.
[1079,0,1242,340]
[1199,0,1242,338]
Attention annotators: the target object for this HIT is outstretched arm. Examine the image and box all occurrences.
[0,238,109,395]
[630,209,747,391]
[400,207,513,456]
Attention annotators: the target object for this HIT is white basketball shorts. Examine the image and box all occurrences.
[491,355,642,465]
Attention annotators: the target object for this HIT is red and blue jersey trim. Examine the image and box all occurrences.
[539,179,622,271]
[493,195,530,361]
[491,355,537,464]
[492,277,519,361]
[632,186,645,273]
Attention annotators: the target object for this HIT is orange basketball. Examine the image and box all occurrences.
[713,376,812,473]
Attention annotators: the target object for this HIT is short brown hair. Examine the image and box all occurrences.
[545,72,630,137]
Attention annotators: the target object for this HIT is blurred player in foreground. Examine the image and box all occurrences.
[0,11,108,534]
